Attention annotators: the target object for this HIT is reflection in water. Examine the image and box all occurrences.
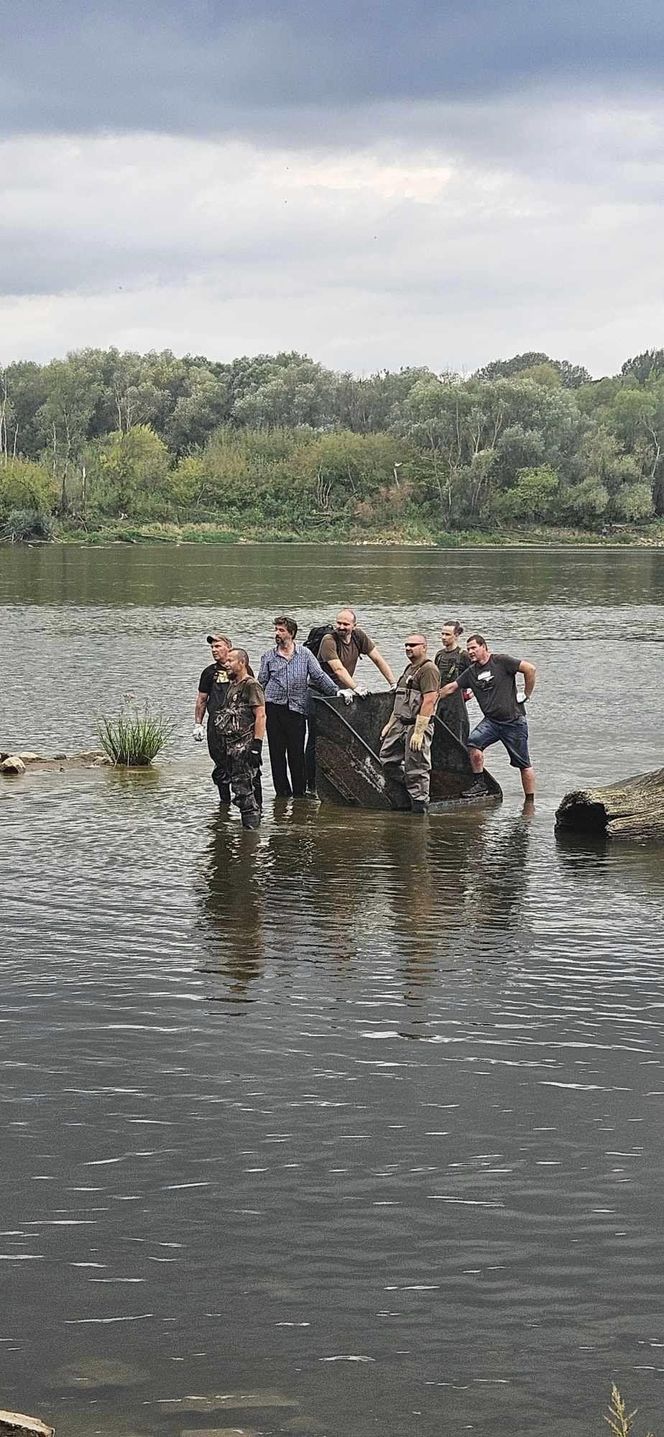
[199,818,266,1001]
[196,802,535,1024]
[468,809,533,931]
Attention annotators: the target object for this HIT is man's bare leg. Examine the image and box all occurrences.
[469,746,484,774]
[520,765,535,799]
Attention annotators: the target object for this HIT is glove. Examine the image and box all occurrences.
[409,713,430,752]
[338,689,355,705]
[192,723,205,742]
[249,738,263,766]
[354,683,368,698]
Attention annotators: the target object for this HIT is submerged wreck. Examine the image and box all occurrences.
[556,767,664,841]
[313,692,501,811]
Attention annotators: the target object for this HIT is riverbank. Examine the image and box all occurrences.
[35,518,664,547]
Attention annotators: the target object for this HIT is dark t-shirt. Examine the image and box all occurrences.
[456,653,523,722]
[434,647,469,686]
[198,662,232,713]
[318,626,373,678]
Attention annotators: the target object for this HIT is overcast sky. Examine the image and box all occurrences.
[1,0,662,375]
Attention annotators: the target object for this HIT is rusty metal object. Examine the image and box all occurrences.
[313,694,501,810]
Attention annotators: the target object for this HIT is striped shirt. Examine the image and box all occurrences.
[258,643,338,715]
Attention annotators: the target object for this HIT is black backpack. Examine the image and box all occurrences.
[304,623,334,657]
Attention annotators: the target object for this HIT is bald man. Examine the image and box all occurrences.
[378,634,440,813]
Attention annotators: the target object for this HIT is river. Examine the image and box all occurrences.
[1,543,663,1437]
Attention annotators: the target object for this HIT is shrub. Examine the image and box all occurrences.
[0,458,58,518]
[96,700,174,766]
[1,508,54,542]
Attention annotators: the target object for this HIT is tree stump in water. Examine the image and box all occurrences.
[0,1413,54,1437]
[555,767,664,841]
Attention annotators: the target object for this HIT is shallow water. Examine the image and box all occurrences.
[1,544,663,1436]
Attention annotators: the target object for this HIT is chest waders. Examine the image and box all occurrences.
[214,681,262,827]
[378,673,435,810]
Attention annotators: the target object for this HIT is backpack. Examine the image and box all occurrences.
[304,623,334,657]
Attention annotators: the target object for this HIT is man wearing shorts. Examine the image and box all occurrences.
[438,633,537,800]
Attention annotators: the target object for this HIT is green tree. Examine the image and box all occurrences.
[493,465,559,523]
[88,426,170,517]
[621,349,664,385]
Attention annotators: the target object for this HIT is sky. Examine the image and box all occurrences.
[0,0,663,376]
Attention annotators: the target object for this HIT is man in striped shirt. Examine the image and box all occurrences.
[258,616,352,797]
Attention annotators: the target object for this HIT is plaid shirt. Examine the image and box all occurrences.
[258,643,338,715]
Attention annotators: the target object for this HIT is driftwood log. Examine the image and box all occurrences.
[0,1413,54,1437]
[555,767,664,841]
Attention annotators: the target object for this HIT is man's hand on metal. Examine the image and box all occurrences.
[409,714,429,752]
[354,682,369,698]
[193,722,205,742]
[338,689,355,705]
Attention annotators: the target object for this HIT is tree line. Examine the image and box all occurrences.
[1,345,664,539]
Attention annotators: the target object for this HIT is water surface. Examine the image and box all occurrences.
[1,545,663,1437]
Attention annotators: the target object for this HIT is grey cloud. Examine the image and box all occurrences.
[1,0,663,140]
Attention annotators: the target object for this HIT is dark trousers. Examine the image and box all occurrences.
[305,707,317,792]
[266,702,307,796]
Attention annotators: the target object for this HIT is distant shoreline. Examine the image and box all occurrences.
[12,521,664,551]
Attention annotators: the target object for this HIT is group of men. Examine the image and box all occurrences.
[193,607,537,828]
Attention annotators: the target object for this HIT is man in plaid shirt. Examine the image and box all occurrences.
[259,615,352,797]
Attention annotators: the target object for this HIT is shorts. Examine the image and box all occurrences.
[468,716,532,770]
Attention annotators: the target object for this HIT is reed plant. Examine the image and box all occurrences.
[606,1385,655,1437]
[96,699,174,766]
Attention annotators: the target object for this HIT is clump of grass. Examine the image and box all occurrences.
[96,700,174,766]
[606,1385,655,1437]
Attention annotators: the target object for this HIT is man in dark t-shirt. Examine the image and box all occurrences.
[194,632,261,809]
[194,633,233,799]
[439,633,537,800]
[317,609,396,693]
[307,607,396,792]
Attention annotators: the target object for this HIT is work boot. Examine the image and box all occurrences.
[410,798,429,814]
[462,776,488,798]
[216,782,232,804]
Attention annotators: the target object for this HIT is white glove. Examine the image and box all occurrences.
[338,689,355,705]
[192,722,205,742]
[354,683,369,698]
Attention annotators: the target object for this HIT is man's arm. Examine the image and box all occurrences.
[322,654,356,689]
[257,653,270,687]
[306,650,340,696]
[419,689,438,720]
[194,690,209,724]
[252,703,266,741]
[518,660,536,699]
[368,646,396,687]
[438,678,460,700]
[409,684,438,750]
